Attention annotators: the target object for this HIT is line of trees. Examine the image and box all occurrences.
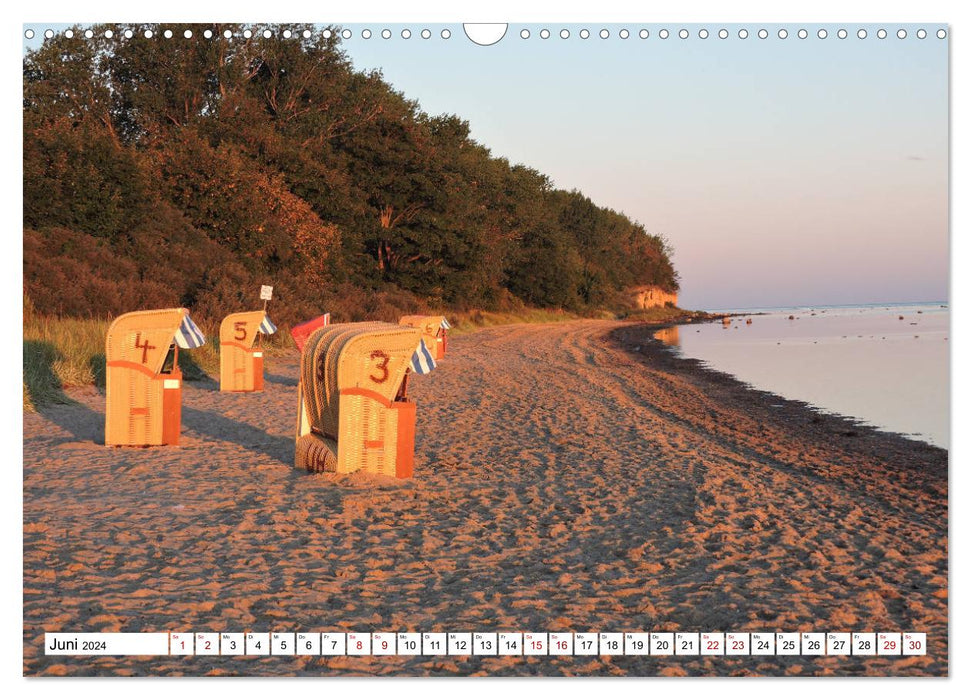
[23,23,679,324]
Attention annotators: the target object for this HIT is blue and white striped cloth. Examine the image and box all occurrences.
[410,339,437,375]
[175,313,206,349]
[259,315,278,335]
[440,318,451,330]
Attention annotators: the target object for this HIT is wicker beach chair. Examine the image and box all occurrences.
[219,310,276,392]
[105,308,205,446]
[399,315,449,360]
[295,322,423,477]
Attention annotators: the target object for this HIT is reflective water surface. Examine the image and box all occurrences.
[661,303,949,448]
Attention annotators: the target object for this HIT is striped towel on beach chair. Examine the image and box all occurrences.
[410,339,437,374]
[175,314,206,348]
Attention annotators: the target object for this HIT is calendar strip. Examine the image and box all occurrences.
[44,632,926,657]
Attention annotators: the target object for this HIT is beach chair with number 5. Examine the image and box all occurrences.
[219,310,277,392]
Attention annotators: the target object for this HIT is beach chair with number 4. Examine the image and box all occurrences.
[104,308,206,446]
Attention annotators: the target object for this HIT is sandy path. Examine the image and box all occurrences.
[23,320,947,676]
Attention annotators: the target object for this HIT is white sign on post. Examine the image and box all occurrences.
[260,285,273,301]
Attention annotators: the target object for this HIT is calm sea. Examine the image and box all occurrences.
[658,303,949,449]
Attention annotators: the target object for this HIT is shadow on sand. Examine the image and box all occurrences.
[35,401,105,444]
[24,340,105,444]
[264,372,298,387]
[181,405,293,464]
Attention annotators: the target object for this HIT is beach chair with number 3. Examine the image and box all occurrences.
[295,322,436,478]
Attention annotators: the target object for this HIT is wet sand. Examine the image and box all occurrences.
[22,320,948,676]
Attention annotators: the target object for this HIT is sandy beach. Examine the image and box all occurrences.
[22,319,948,676]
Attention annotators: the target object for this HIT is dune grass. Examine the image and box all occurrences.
[24,314,110,410]
[22,312,295,413]
[445,308,581,335]
[23,304,707,412]
[445,305,712,334]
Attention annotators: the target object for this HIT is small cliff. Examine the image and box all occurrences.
[630,285,678,309]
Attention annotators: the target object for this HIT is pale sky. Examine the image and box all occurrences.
[23,22,949,310]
